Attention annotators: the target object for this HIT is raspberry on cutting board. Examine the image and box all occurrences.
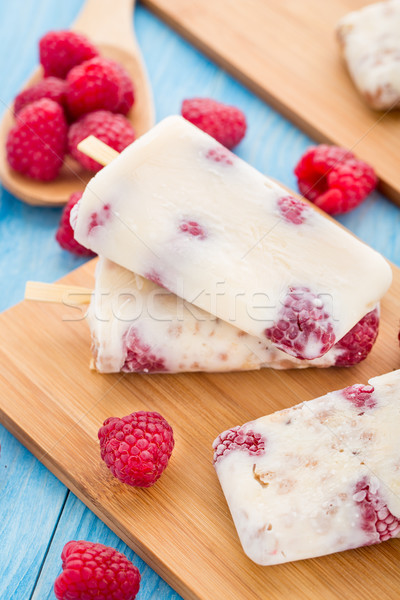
[66,57,134,119]
[14,77,67,114]
[68,110,135,172]
[39,30,99,79]
[6,98,67,181]
[54,540,140,600]
[294,144,377,215]
[55,192,95,256]
[98,411,174,487]
[181,97,246,149]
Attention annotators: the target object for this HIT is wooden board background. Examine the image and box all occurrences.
[0,257,399,600]
[142,0,400,206]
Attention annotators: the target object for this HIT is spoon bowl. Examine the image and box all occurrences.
[0,0,154,206]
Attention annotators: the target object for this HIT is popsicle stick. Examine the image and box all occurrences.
[25,282,93,305]
[77,136,120,167]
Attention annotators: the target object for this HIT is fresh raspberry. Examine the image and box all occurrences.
[277,195,311,225]
[56,192,95,256]
[294,145,377,215]
[264,286,336,360]
[182,98,246,149]
[98,410,174,487]
[342,384,376,409]
[39,30,99,79]
[122,329,166,373]
[6,98,67,181]
[114,63,135,115]
[213,425,265,464]
[54,540,140,600]
[66,57,133,119]
[179,220,207,239]
[334,308,379,366]
[14,77,67,114]
[68,110,135,172]
[353,478,400,543]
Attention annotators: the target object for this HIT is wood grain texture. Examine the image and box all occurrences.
[0,254,400,600]
[142,0,400,206]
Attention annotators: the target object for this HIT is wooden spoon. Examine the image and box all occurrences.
[0,0,155,207]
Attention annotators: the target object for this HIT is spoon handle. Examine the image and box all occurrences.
[73,0,137,51]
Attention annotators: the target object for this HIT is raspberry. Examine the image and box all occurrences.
[342,384,376,409]
[334,308,379,366]
[182,98,246,149]
[14,77,67,114]
[68,110,135,172]
[98,411,174,487]
[56,192,95,256]
[294,145,377,215]
[206,147,234,165]
[179,220,207,239]
[66,57,133,119]
[122,329,166,373]
[114,63,135,115]
[6,98,67,181]
[213,425,266,464]
[39,30,99,79]
[264,286,336,360]
[353,478,400,543]
[277,195,311,225]
[54,540,140,600]
[88,203,112,235]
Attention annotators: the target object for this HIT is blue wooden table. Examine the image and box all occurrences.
[0,1,399,598]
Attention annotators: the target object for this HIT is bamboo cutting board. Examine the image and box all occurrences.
[142,0,400,205]
[0,257,400,599]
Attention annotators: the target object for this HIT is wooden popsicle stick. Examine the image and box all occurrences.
[77,136,119,167]
[25,281,93,305]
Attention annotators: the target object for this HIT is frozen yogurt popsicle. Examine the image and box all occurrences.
[87,258,379,373]
[213,369,400,565]
[73,116,392,360]
[337,0,400,110]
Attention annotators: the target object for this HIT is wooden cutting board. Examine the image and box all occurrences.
[142,0,400,206]
[0,256,399,600]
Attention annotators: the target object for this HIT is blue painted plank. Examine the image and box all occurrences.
[31,493,182,600]
[0,425,67,599]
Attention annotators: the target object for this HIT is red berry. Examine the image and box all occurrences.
[56,192,95,256]
[179,219,207,239]
[353,478,400,543]
[114,62,135,115]
[66,57,134,119]
[213,426,266,464]
[264,286,336,360]
[6,98,67,181]
[14,77,67,114]
[68,110,135,172]
[342,384,376,409]
[334,308,379,366]
[182,98,246,149]
[98,411,174,487]
[54,540,140,600]
[39,30,99,79]
[122,329,166,373]
[294,145,377,215]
